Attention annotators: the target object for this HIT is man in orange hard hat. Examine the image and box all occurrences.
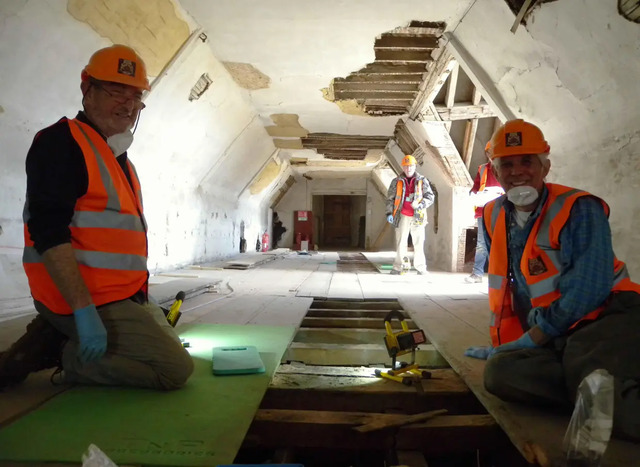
[465,141,504,284]
[0,45,193,390]
[464,119,640,441]
[385,154,435,275]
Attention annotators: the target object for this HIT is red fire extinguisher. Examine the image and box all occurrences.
[261,231,269,252]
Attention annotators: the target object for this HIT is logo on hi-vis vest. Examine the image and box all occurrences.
[528,256,548,276]
[118,59,136,77]
[505,131,522,147]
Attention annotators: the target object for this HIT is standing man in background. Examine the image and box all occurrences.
[0,45,193,391]
[465,141,504,283]
[385,155,435,275]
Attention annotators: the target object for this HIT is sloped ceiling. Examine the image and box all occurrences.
[178,0,475,177]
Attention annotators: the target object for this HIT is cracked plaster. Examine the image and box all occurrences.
[67,0,189,77]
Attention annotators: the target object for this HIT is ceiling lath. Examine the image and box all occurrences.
[301,133,389,161]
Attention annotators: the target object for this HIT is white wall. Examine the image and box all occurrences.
[457,0,640,277]
[0,1,277,317]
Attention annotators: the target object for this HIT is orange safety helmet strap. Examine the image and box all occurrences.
[82,45,150,91]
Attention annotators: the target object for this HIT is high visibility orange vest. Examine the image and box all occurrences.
[392,177,423,217]
[23,118,148,315]
[483,183,640,346]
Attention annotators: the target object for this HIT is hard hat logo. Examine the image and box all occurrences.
[505,132,522,147]
[117,59,136,78]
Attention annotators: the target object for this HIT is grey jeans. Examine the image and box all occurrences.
[484,291,640,441]
[36,298,194,390]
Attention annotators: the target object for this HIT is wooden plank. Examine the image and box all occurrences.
[354,409,448,432]
[444,62,459,109]
[510,0,535,34]
[374,49,434,62]
[409,49,457,119]
[263,371,484,415]
[443,33,516,122]
[244,411,506,453]
[309,299,400,310]
[335,90,417,100]
[305,309,408,318]
[294,327,387,345]
[401,295,640,466]
[462,118,479,169]
[300,317,415,329]
[376,34,440,49]
[333,82,419,92]
[434,103,496,120]
[283,342,448,367]
[342,73,424,83]
[359,63,428,74]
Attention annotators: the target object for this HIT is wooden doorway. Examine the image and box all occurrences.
[323,195,352,247]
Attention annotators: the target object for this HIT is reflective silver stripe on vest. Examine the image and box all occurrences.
[75,250,147,271]
[489,197,507,233]
[528,275,560,300]
[23,246,147,271]
[73,122,121,213]
[536,188,582,248]
[527,189,584,299]
[126,161,147,231]
[488,273,504,291]
[22,246,40,264]
[613,263,630,286]
[72,210,145,231]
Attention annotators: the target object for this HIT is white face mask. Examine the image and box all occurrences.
[106,130,134,156]
[507,185,539,207]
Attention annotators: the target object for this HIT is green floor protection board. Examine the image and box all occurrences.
[0,324,295,466]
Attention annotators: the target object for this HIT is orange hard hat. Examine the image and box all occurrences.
[401,155,417,166]
[81,45,150,91]
[490,119,549,159]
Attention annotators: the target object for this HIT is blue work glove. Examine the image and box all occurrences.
[74,304,107,363]
[492,332,537,355]
[386,214,394,224]
[464,346,494,360]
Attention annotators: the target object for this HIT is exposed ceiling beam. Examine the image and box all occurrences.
[444,62,459,109]
[434,103,496,121]
[443,33,516,122]
[409,49,457,119]
[462,119,478,169]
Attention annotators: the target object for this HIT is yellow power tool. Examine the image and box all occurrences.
[165,291,186,327]
[375,310,431,385]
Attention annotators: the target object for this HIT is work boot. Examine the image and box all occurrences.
[465,273,483,284]
[390,269,403,275]
[0,315,67,390]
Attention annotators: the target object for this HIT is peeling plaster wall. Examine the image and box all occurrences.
[0,1,277,317]
[458,0,640,277]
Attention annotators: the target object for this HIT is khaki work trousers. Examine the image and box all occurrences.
[36,298,194,390]
[484,291,640,441]
[393,214,427,273]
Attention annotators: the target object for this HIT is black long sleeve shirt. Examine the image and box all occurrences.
[25,112,134,254]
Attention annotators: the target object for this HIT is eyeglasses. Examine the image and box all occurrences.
[93,82,146,110]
